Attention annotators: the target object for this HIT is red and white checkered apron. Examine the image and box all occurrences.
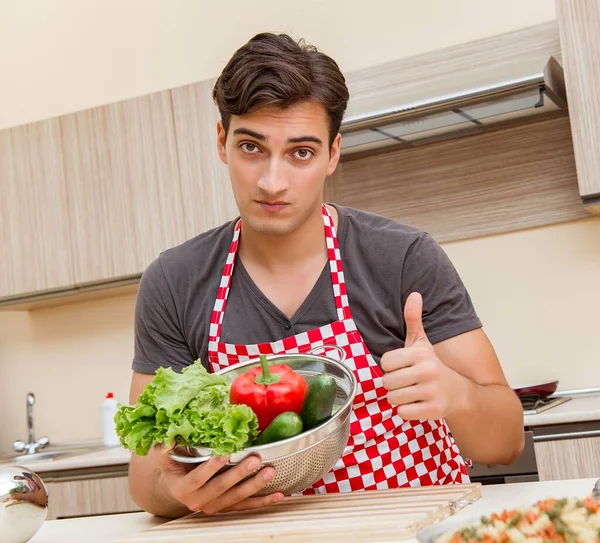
[208,205,470,493]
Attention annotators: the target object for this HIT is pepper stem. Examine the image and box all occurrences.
[254,354,281,386]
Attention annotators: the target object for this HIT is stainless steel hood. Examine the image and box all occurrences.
[339,56,567,156]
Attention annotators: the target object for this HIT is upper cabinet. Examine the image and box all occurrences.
[60,91,187,284]
[1,19,599,307]
[556,0,600,214]
[171,80,238,239]
[0,120,74,298]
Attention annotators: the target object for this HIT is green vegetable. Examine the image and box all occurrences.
[115,360,259,456]
[507,512,523,528]
[300,374,337,430]
[253,412,303,446]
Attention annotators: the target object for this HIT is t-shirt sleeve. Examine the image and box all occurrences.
[401,233,482,345]
[132,257,194,374]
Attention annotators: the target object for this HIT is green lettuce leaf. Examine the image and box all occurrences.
[151,362,228,416]
[115,360,258,456]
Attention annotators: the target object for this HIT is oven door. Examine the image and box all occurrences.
[466,430,538,485]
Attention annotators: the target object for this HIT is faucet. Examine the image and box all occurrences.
[13,393,50,455]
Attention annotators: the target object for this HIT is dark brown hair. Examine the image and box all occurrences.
[213,32,349,147]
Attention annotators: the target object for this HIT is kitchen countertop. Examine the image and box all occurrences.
[524,391,600,427]
[30,478,599,543]
[0,444,131,473]
[4,392,599,474]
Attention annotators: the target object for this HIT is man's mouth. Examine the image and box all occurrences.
[256,200,289,211]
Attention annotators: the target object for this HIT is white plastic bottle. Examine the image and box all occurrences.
[102,392,120,447]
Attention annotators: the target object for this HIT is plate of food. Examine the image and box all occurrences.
[417,494,600,543]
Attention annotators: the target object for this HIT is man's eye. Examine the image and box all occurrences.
[240,142,260,153]
[293,148,314,161]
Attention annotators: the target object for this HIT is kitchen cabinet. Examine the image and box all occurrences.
[1,19,596,308]
[171,80,239,239]
[533,421,600,481]
[45,475,140,520]
[344,22,561,126]
[0,119,74,299]
[556,0,600,214]
[329,116,585,243]
[60,91,187,285]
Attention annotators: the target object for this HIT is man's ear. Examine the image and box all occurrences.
[326,133,342,176]
[217,121,228,164]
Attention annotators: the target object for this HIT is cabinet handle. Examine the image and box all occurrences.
[533,429,600,442]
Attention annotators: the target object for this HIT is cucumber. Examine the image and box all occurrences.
[253,412,303,446]
[301,374,337,430]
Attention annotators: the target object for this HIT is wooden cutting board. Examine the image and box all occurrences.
[116,483,481,543]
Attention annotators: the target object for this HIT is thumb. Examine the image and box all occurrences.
[156,442,188,479]
[404,292,428,347]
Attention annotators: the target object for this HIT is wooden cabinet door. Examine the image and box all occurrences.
[171,80,239,239]
[535,436,600,481]
[556,0,600,213]
[0,119,74,298]
[60,91,187,284]
[45,476,141,520]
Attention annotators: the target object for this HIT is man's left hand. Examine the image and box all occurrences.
[381,292,469,421]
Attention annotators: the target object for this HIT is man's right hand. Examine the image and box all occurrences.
[157,445,284,515]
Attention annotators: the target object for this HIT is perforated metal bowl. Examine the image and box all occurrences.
[168,347,357,496]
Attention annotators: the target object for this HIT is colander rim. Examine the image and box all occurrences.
[169,352,357,464]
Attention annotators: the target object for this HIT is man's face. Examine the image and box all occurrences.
[217,101,341,236]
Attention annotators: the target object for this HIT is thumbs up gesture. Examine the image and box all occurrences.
[381,292,463,421]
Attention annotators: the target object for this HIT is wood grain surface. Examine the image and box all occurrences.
[46,476,141,520]
[556,0,600,203]
[171,79,239,239]
[0,119,74,297]
[344,21,561,122]
[328,115,587,243]
[116,484,481,543]
[535,436,600,481]
[60,91,186,284]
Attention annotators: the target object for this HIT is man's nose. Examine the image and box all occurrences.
[256,157,289,194]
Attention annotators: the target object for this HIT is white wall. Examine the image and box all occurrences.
[0,0,556,130]
[4,0,598,454]
[444,218,600,389]
[0,295,135,449]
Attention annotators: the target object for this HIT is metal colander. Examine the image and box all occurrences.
[168,346,357,496]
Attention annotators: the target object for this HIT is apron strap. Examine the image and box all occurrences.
[208,204,350,342]
[322,205,351,321]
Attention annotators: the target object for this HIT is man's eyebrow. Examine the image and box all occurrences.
[232,128,323,146]
[287,136,323,145]
[233,128,267,141]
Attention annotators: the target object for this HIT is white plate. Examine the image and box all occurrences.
[416,515,482,543]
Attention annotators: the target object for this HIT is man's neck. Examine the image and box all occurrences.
[238,204,337,272]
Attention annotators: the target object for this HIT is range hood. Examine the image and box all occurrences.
[339,56,567,156]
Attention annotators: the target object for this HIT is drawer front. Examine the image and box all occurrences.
[46,476,141,520]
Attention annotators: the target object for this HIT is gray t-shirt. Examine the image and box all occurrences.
[133,205,482,374]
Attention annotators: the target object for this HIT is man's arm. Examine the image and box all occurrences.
[128,259,282,518]
[433,327,524,464]
[127,372,192,518]
[382,292,524,466]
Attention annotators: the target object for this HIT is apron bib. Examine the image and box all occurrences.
[207,205,469,493]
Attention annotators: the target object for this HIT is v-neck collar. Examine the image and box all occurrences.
[235,258,330,324]
[232,203,346,325]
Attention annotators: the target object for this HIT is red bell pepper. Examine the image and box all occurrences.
[230,355,307,431]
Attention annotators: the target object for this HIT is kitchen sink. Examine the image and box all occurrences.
[0,442,114,465]
[0,450,72,463]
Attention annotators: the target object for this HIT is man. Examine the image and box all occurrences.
[128,32,524,518]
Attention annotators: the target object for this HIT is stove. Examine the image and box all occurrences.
[520,395,571,415]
